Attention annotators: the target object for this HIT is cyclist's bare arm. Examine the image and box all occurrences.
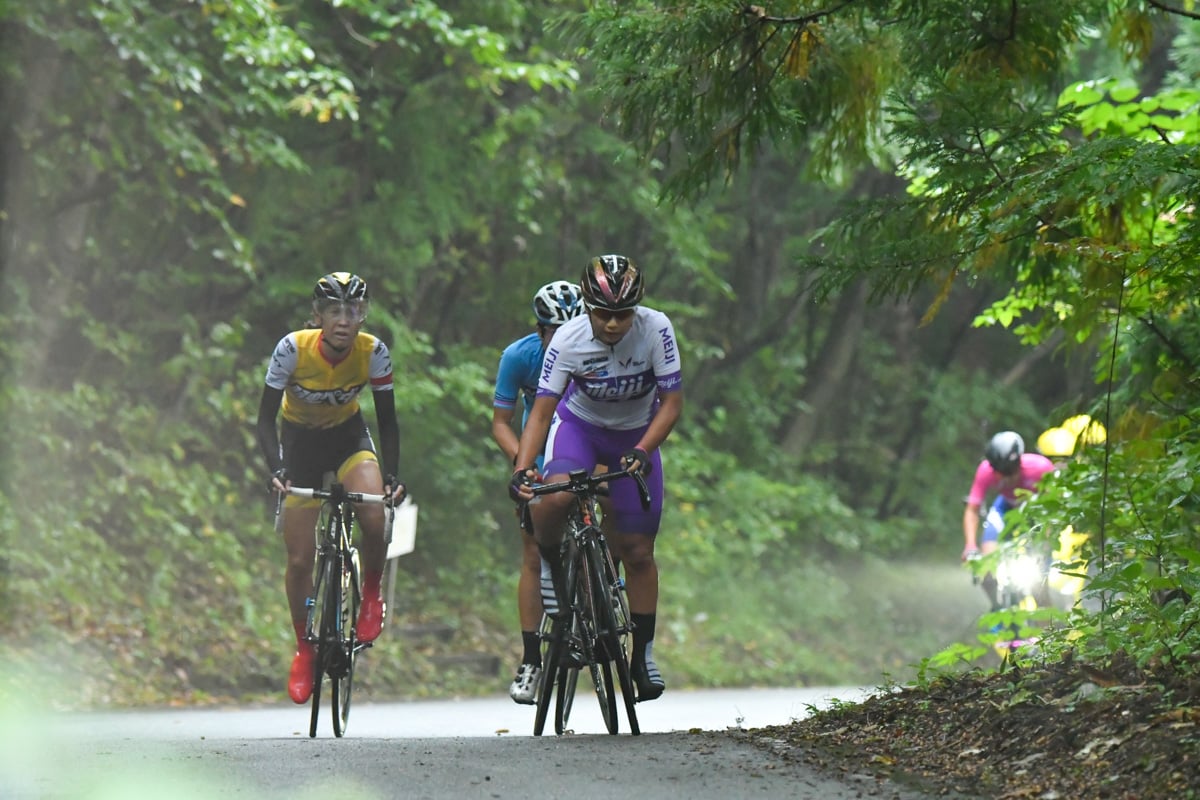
[635,390,683,454]
[962,501,981,558]
[491,405,520,464]
[514,395,557,475]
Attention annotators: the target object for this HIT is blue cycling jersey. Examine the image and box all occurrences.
[494,332,546,469]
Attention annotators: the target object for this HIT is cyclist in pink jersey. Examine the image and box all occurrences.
[962,430,1055,609]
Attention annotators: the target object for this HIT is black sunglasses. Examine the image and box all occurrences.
[588,307,635,323]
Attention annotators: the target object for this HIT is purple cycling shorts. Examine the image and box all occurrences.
[541,404,664,536]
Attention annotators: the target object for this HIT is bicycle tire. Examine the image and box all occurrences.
[533,613,569,736]
[341,549,362,736]
[589,538,639,735]
[321,546,346,737]
[330,546,359,737]
[579,539,618,734]
[555,666,580,735]
[554,610,588,735]
[308,550,335,738]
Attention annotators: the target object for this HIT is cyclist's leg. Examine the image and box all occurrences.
[282,501,320,703]
[279,423,328,703]
[529,411,594,607]
[340,452,387,642]
[510,520,546,704]
[605,443,665,700]
[329,413,388,642]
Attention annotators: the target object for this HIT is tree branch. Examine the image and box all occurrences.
[742,1,859,26]
[1145,0,1200,21]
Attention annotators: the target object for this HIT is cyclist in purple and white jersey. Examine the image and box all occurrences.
[962,430,1055,609]
[491,280,584,704]
[510,254,683,702]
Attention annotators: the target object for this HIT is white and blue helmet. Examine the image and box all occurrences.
[532,281,584,326]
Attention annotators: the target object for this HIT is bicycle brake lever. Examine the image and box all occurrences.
[633,471,651,511]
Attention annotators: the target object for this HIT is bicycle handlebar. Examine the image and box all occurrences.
[530,466,652,511]
[286,485,393,506]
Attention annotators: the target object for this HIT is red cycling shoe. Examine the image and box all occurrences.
[288,643,316,704]
[357,593,385,643]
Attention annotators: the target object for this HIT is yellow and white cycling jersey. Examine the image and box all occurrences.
[265,328,393,429]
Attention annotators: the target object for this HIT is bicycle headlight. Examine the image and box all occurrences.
[998,554,1043,594]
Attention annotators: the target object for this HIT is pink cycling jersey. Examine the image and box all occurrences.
[966,453,1055,506]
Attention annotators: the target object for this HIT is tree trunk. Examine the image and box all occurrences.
[781,277,869,455]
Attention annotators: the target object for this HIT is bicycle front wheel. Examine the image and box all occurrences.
[330,549,360,737]
[308,551,336,738]
[577,541,618,734]
[555,666,580,735]
[553,607,587,735]
[587,538,639,735]
[534,613,569,736]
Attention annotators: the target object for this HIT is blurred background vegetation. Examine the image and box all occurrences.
[1,0,1197,707]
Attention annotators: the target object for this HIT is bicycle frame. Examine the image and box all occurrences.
[287,483,389,738]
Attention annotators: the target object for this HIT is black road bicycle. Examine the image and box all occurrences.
[530,467,650,736]
[287,483,391,738]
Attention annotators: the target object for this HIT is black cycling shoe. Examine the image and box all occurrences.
[631,657,665,702]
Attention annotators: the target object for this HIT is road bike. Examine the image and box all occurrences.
[529,466,650,736]
[971,540,1055,665]
[287,482,391,738]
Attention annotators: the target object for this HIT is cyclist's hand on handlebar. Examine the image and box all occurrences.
[620,447,652,476]
[384,474,407,506]
[962,546,980,562]
[509,467,537,503]
[270,467,291,494]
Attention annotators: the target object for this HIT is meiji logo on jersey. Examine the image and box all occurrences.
[541,347,560,383]
[660,328,676,364]
[582,374,651,402]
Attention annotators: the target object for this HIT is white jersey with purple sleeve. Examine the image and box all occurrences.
[536,307,682,430]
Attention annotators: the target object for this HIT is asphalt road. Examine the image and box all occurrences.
[4,688,940,800]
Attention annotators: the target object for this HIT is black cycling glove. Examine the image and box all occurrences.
[510,468,533,502]
[621,447,652,476]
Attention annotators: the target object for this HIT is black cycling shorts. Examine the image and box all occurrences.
[280,412,376,489]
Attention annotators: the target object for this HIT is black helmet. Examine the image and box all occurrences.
[985,431,1024,475]
[532,281,584,325]
[313,272,369,304]
[580,255,644,311]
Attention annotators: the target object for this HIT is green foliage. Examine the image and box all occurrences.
[5,0,1198,708]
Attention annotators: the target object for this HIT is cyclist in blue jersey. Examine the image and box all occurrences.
[492,281,584,704]
[511,255,684,702]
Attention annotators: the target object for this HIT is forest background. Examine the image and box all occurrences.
[1,0,1197,708]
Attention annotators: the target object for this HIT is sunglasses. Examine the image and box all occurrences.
[587,306,636,323]
[317,300,368,323]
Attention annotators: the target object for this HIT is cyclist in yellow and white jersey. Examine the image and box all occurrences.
[255,272,406,704]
